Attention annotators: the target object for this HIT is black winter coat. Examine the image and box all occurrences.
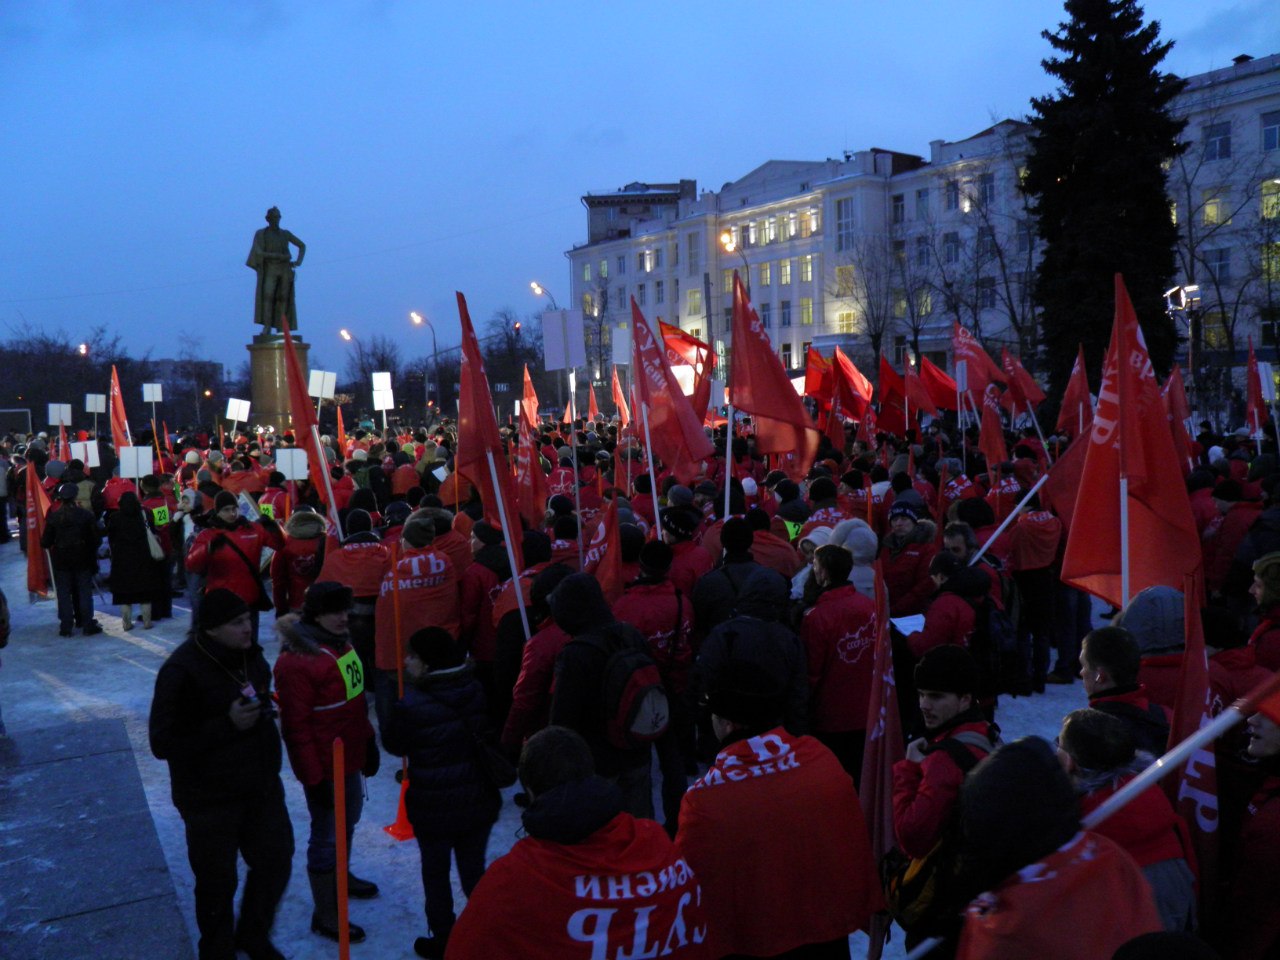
[149,637,284,811]
[41,503,100,571]
[106,509,166,604]
[381,663,502,839]
[690,553,775,638]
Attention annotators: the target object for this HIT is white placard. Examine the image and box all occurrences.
[225,398,251,422]
[70,440,100,468]
[710,379,726,406]
[954,360,969,395]
[142,383,163,403]
[48,403,72,426]
[542,309,587,371]
[433,465,451,483]
[275,448,309,481]
[568,369,577,394]
[372,371,392,393]
[514,401,521,419]
[85,393,107,414]
[1260,362,1277,404]
[118,446,151,479]
[611,326,632,366]
[308,370,337,399]
[373,389,395,411]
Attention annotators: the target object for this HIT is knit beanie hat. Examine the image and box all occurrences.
[549,573,613,636]
[214,490,238,511]
[1253,551,1280,608]
[345,508,372,535]
[720,517,753,553]
[619,523,646,564]
[914,644,980,695]
[1114,586,1185,655]
[706,659,786,729]
[471,520,503,546]
[302,581,352,623]
[667,484,694,507]
[639,539,673,576]
[408,626,465,670]
[888,500,921,522]
[200,589,250,630]
[402,514,436,548]
[660,505,701,540]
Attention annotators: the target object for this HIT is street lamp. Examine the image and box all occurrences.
[720,229,750,297]
[1165,284,1203,418]
[77,343,88,356]
[410,311,440,420]
[530,281,559,310]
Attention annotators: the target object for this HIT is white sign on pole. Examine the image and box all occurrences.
[1260,362,1277,403]
[568,369,577,394]
[225,398,251,422]
[69,441,100,468]
[611,325,632,366]
[955,360,969,395]
[118,446,151,479]
[308,370,337,400]
[542,309,587,371]
[142,383,163,403]
[371,371,393,393]
[372,389,395,412]
[275,448,309,481]
[85,394,107,414]
[711,379,727,407]
[514,401,522,420]
[48,403,72,426]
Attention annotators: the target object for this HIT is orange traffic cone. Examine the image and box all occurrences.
[384,775,414,841]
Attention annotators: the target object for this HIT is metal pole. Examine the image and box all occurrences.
[969,475,1049,566]
[641,401,663,538]
[724,404,734,521]
[1120,474,1130,608]
[569,372,585,567]
[486,450,532,642]
[1027,400,1053,466]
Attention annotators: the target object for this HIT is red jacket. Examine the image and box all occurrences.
[1208,645,1273,717]
[880,533,939,617]
[984,476,1023,526]
[269,512,327,615]
[434,529,473,585]
[330,474,355,512]
[1009,509,1062,572]
[612,580,693,694]
[800,585,877,732]
[677,728,883,957]
[1228,775,1280,959]
[1189,487,1217,535]
[750,529,803,579]
[373,545,460,671]
[272,614,374,785]
[1203,501,1262,594]
[447,811,710,960]
[905,590,976,659]
[892,718,995,859]
[1137,654,1184,713]
[668,540,713,600]
[1079,775,1194,869]
[459,560,501,663]
[1248,610,1280,670]
[186,518,285,607]
[501,619,572,748]
[390,463,418,495]
[316,536,391,598]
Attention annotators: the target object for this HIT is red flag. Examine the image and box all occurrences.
[1246,336,1268,436]
[904,362,939,418]
[877,356,908,437]
[57,422,71,463]
[1163,365,1195,475]
[1000,348,1047,412]
[25,463,52,598]
[611,365,630,428]
[659,319,714,421]
[805,347,833,404]
[516,366,548,530]
[952,322,1005,399]
[1041,433,1088,533]
[978,384,1009,468]
[631,299,715,484]
[833,348,874,419]
[728,274,819,480]
[587,382,600,422]
[860,562,903,863]
[280,319,343,537]
[1056,344,1094,438]
[583,497,624,604]
[161,421,174,459]
[109,365,131,450]
[561,395,574,425]
[336,404,348,453]
[918,356,958,411]
[1060,275,1201,608]
[456,292,525,571]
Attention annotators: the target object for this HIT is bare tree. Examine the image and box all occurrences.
[827,233,898,372]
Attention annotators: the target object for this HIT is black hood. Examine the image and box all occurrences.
[732,567,790,621]
[521,775,623,844]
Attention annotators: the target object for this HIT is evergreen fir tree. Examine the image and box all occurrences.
[1024,0,1186,402]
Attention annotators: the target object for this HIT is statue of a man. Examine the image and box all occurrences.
[246,206,306,333]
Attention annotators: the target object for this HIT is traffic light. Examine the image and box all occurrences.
[513,321,522,337]
[427,390,438,408]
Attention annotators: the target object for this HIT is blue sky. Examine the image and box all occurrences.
[1,0,1276,377]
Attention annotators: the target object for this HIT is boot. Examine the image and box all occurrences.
[141,603,152,630]
[346,870,379,900]
[120,606,132,631]
[308,869,366,943]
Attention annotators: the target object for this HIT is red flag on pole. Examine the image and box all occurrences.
[952,322,1005,400]
[904,362,940,418]
[516,366,548,530]
[918,356,958,411]
[631,299,715,484]
[999,348,1046,412]
[587,381,600,422]
[805,347,833,404]
[833,347,874,419]
[1060,275,1200,608]
[728,274,819,480]
[659,319,715,422]
[1246,336,1268,437]
[583,496,624,604]
[877,356,908,437]
[57,422,71,463]
[1163,365,1195,475]
[109,365,132,450]
[860,562,903,862]
[978,384,1009,468]
[611,365,630,428]
[335,404,348,454]
[280,319,343,538]
[26,463,52,598]
[1056,344,1094,438]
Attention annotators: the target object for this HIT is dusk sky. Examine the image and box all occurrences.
[2,1,1276,381]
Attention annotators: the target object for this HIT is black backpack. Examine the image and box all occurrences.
[573,624,670,751]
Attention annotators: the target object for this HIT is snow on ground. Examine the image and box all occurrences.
[0,537,1091,960]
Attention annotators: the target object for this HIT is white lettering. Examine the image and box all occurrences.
[606,874,634,901]
[576,874,603,900]
[634,871,657,898]
[615,905,659,960]
[567,908,614,960]
[661,892,691,955]
[747,732,791,762]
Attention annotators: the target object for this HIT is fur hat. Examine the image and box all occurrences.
[199,589,250,630]
[302,581,352,622]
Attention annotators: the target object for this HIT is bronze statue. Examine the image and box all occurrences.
[247,206,306,332]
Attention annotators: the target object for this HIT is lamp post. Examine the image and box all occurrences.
[339,328,369,411]
[720,229,750,297]
[410,311,440,422]
[1165,284,1203,420]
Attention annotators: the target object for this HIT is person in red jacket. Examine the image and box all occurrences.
[447,726,710,960]
[272,583,380,944]
[186,490,285,640]
[1008,495,1063,692]
[315,509,390,685]
[457,521,510,718]
[1246,551,1280,669]
[676,659,883,959]
[270,508,326,617]
[879,501,939,617]
[800,543,877,785]
[501,564,575,750]
[662,505,714,599]
[901,552,989,660]
[1222,704,1280,959]
[1080,627,1171,757]
[1056,708,1197,932]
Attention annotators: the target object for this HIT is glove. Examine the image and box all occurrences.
[304,780,335,810]
[362,736,381,778]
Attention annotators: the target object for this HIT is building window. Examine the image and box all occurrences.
[765,217,777,243]
[606,206,618,222]
[835,311,856,333]
[799,255,813,283]
[759,262,772,287]
[780,259,792,284]
[802,340,812,358]
[799,297,814,325]
[891,194,905,224]
[892,291,907,319]
[781,343,793,369]
[835,264,854,296]
[1202,190,1227,226]
[799,209,815,238]
[1016,221,1033,253]
[1205,247,1231,284]
[977,277,996,309]
[723,307,732,332]
[1204,122,1232,161]
[687,289,702,315]
[653,247,663,269]
[760,303,772,328]
[1170,201,1178,225]
[943,232,960,265]
[636,283,646,306]
[978,227,997,258]
[690,326,701,340]
[597,259,607,279]
[655,280,665,304]
[945,180,960,211]
[686,232,701,276]
[1203,311,1230,349]
[836,197,856,252]
[1265,111,1280,152]
[746,222,757,246]
[916,188,930,219]
[616,286,625,307]
[617,255,626,275]
[637,252,646,272]
[583,262,592,282]
[787,212,798,238]
[722,269,734,295]
[673,278,679,302]
[892,239,906,262]
[781,300,792,327]
[915,236,930,268]
[583,292,595,314]
[979,172,996,206]
[914,289,932,316]
[1262,179,1280,220]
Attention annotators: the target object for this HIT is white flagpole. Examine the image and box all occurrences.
[568,378,585,567]
[641,401,663,538]
[310,424,344,539]
[1026,401,1053,466]
[486,449,532,642]
[968,475,1048,566]
[724,404,734,522]
[1119,474,1131,607]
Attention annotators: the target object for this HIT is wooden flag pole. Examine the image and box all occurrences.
[333,738,351,959]
[486,450,532,642]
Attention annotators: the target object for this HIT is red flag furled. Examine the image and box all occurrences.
[728,274,819,480]
[1060,275,1201,608]
[1163,364,1195,475]
[1246,336,1268,437]
[1000,348,1047,412]
[515,366,548,530]
[952,322,1005,399]
[860,562,903,863]
[978,383,1009,469]
[918,356,958,411]
[631,299,715,484]
[1056,344,1094,438]
[280,319,343,537]
[457,292,525,571]
[57,422,71,463]
[582,496,624,604]
[25,463,52,598]
[588,382,600,422]
[109,365,132,450]
[336,404,348,453]
[611,365,630,428]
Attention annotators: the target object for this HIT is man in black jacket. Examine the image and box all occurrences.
[690,517,773,638]
[40,482,102,636]
[149,589,294,960]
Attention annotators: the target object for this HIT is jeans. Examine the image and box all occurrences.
[303,772,364,874]
[415,824,492,937]
[53,567,95,633]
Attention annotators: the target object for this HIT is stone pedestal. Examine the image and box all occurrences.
[248,335,309,436]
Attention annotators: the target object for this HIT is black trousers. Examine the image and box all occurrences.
[179,781,295,960]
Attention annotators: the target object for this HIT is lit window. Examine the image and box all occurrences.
[836,197,856,252]
[1204,122,1232,161]
[765,217,777,243]
[687,289,702,315]
[655,280,665,304]
[781,343,793,369]
[914,289,932,316]
[835,265,854,296]
[809,209,820,234]
[780,259,792,284]
[1262,180,1280,220]
[891,194,905,224]
[746,222,757,246]
[760,303,772,328]
[759,262,772,287]
[1202,190,1228,226]
[599,259,608,279]
[1170,201,1178,225]
[799,297,813,325]
[945,180,960,211]
[690,327,701,340]
[1265,112,1280,152]
[800,255,813,283]
[781,300,792,327]
[787,212,798,238]
[1204,311,1230,349]
[892,291,907,319]
[636,284,646,306]
[723,269,734,295]
[835,311,856,333]
[583,262,592,282]
[583,292,595,314]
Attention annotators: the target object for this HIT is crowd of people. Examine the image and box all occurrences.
[5,409,1280,960]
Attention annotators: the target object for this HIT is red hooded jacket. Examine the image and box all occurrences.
[800,584,877,732]
[373,544,460,671]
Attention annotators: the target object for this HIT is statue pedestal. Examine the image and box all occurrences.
[248,335,309,436]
